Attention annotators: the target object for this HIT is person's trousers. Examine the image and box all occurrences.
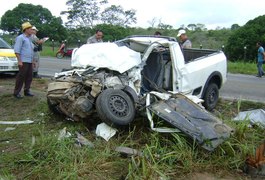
[257,62,264,76]
[33,52,40,73]
[13,62,33,95]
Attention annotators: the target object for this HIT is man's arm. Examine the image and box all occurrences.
[15,53,23,67]
[14,36,23,67]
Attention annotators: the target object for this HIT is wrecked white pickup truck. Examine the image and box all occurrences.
[47,35,231,151]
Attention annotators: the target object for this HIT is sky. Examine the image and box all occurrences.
[0,0,264,30]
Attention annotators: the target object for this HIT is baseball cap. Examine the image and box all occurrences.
[32,26,38,31]
[177,29,186,37]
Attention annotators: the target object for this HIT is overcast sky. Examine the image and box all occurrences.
[0,0,264,29]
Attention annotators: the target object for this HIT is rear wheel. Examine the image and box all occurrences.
[56,52,64,59]
[96,89,135,127]
[203,83,219,111]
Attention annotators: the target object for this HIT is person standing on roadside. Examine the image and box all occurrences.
[177,29,192,48]
[13,22,34,98]
[154,31,162,37]
[87,30,103,44]
[256,42,265,77]
[31,26,44,78]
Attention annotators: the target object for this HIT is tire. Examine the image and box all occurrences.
[96,89,135,126]
[202,83,219,111]
[56,52,64,59]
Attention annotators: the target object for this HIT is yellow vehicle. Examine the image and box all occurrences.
[0,38,18,74]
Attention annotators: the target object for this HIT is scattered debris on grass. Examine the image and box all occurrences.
[75,132,94,148]
[233,109,265,128]
[58,127,72,140]
[95,123,117,141]
[4,127,16,132]
[115,146,143,157]
[0,120,34,125]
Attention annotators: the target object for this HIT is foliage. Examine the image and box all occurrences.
[225,15,265,61]
[0,3,67,41]
[227,61,257,75]
[62,0,137,28]
[101,5,137,27]
[94,24,130,42]
[61,0,107,28]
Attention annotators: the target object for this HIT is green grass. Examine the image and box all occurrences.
[40,45,58,57]
[1,82,265,179]
[227,61,257,75]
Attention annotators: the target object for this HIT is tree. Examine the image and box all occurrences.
[187,24,196,31]
[94,24,130,41]
[62,0,136,28]
[195,23,206,31]
[0,3,66,40]
[231,24,240,30]
[157,23,173,30]
[101,5,136,27]
[226,15,265,61]
[61,0,107,28]
[147,17,158,28]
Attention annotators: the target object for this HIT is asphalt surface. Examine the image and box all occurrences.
[38,57,265,103]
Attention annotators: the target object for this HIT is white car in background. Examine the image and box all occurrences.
[0,38,18,74]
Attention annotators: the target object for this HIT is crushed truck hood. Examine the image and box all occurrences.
[71,42,141,73]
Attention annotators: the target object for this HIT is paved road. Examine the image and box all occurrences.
[39,57,265,103]
[220,73,265,102]
[39,57,71,76]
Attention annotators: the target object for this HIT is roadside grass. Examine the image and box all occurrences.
[40,45,57,57]
[1,79,264,179]
[227,61,257,75]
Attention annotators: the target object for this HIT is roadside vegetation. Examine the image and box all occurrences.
[228,61,258,75]
[0,77,264,179]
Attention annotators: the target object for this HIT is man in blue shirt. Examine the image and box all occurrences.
[256,42,265,77]
[13,22,34,98]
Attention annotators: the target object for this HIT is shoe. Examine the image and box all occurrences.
[13,94,23,99]
[33,72,42,79]
[24,92,34,97]
[34,75,42,79]
[256,75,262,78]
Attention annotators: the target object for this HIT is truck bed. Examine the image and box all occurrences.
[183,48,220,63]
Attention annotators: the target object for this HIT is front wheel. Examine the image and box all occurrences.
[202,83,219,111]
[56,52,64,59]
[96,89,135,127]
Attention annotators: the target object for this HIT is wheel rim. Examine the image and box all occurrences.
[108,95,129,117]
[57,53,64,58]
[208,88,217,104]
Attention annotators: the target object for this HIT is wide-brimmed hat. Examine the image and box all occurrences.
[177,29,186,37]
[22,22,32,31]
[32,26,38,31]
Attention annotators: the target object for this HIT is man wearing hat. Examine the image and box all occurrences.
[31,26,44,78]
[177,29,192,48]
[13,22,34,98]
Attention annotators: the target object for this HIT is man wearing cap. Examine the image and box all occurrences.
[13,22,34,98]
[31,26,44,78]
[87,30,103,44]
[177,29,192,48]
